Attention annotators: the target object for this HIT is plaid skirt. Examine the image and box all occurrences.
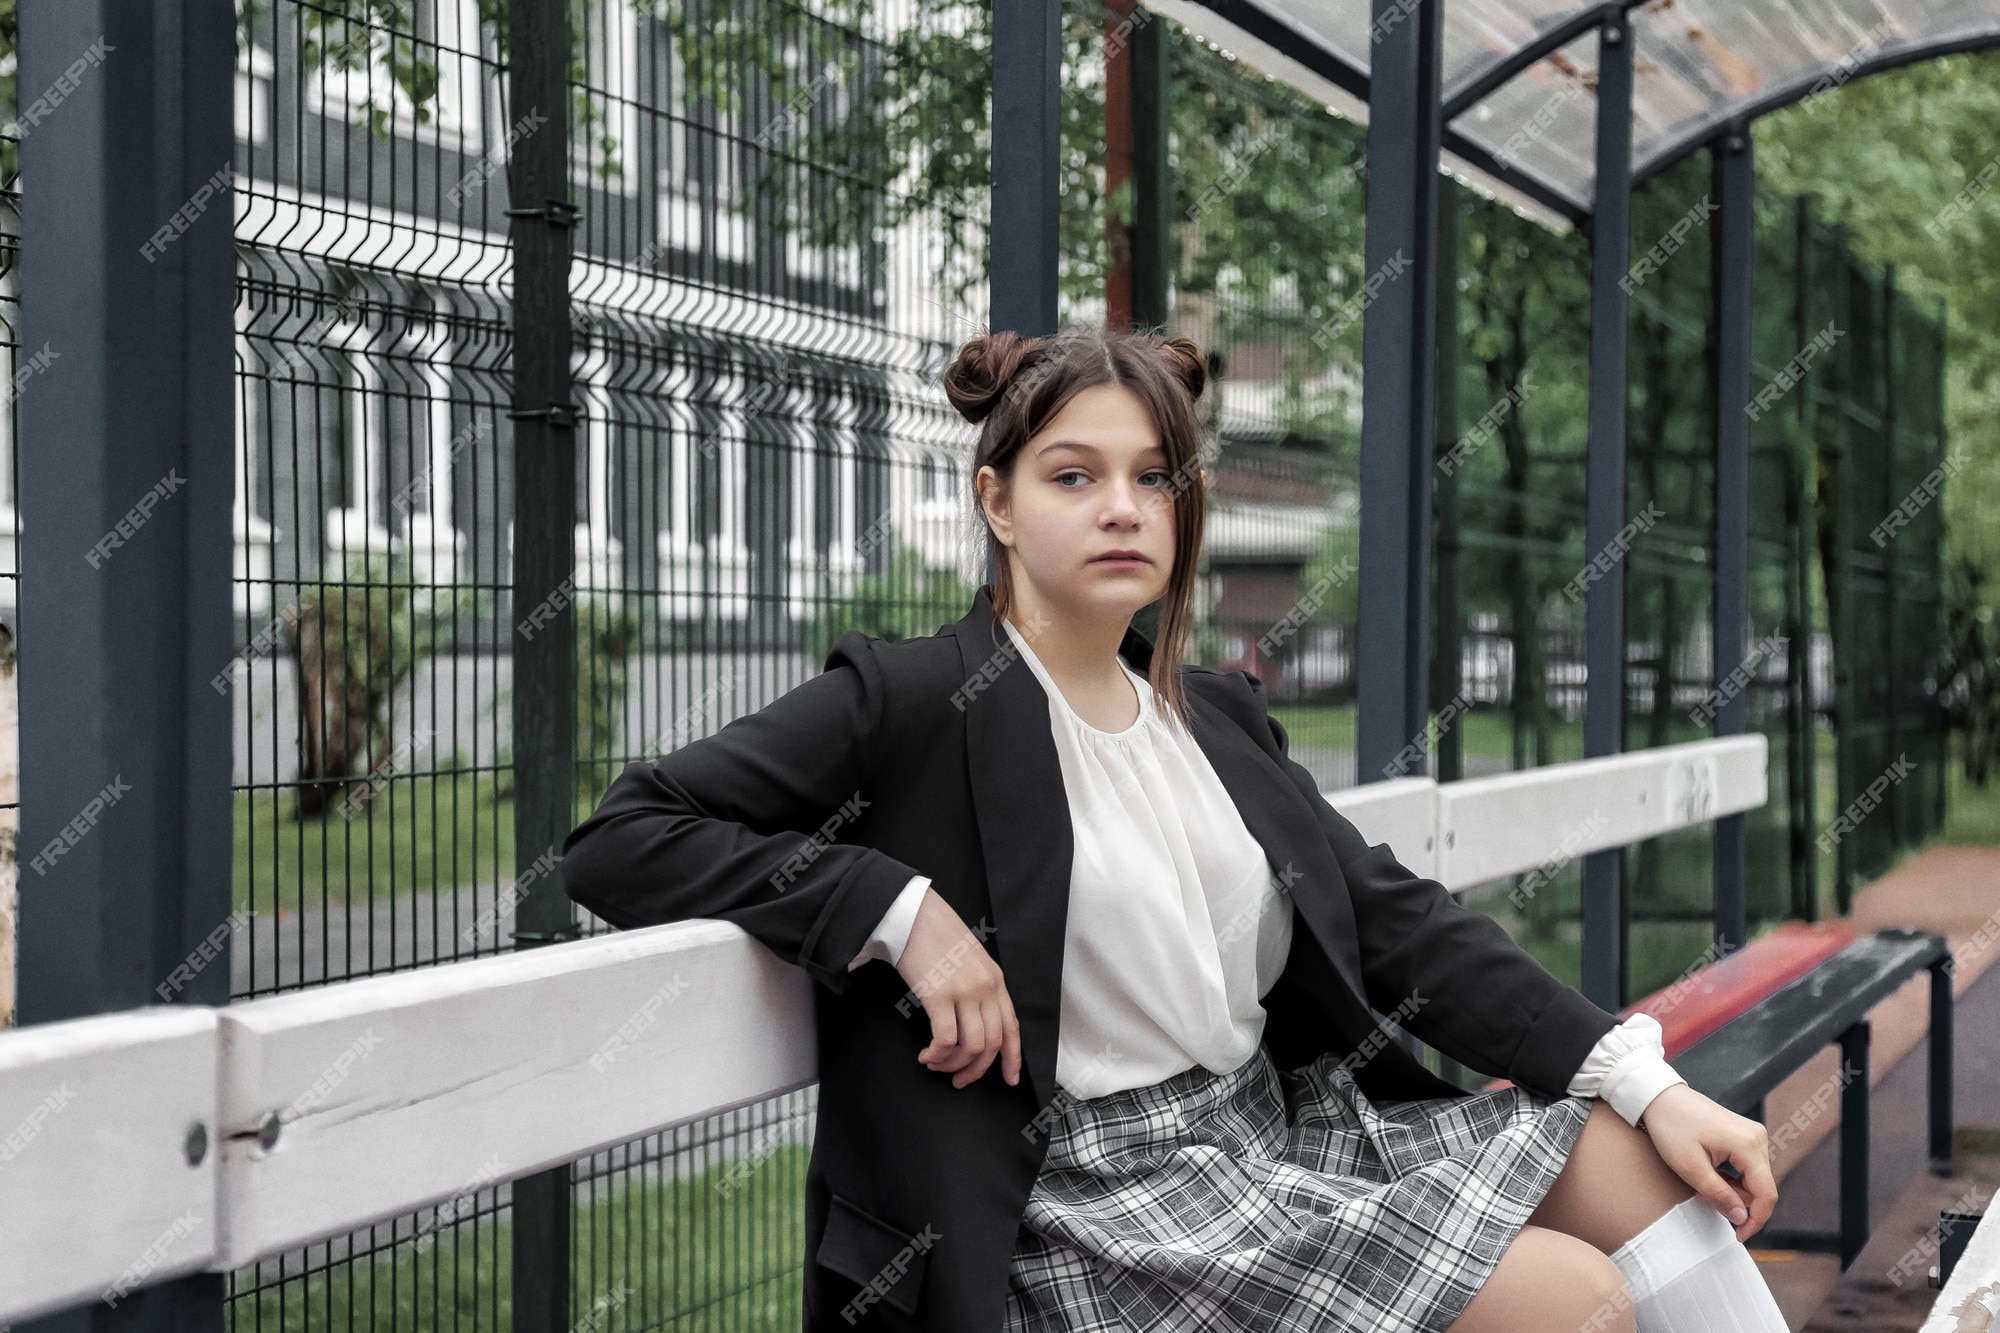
[1001,1039,1594,1333]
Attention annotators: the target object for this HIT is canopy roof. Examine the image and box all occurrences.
[1148,0,2000,228]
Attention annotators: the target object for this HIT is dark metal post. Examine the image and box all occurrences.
[1428,183,1465,1085]
[1928,953,1953,1176]
[1829,220,1855,917]
[1788,195,1819,923]
[1837,1019,1870,1270]
[1880,264,1902,852]
[1356,0,1443,786]
[991,0,1062,340]
[1710,122,1753,955]
[14,0,235,1328]
[987,0,1062,588]
[1933,293,1950,837]
[1431,183,1463,787]
[1129,17,1172,334]
[507,0,578,1325]
[1580,13,1635,1012]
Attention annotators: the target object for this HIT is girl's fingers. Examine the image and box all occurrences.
[1734,1142,1780,1237]
[997,986,1022,1086]
[958,998,1004,1087]
[919,964,1020,1088]
[957,996,987,1058]
[931,1000,981,1074]
[920,995,958,1065]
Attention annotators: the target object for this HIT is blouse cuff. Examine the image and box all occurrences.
[1565,1012,1689,1128]
[845,874,932,972]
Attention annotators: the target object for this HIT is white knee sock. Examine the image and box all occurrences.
[1604,1194,1789,1331]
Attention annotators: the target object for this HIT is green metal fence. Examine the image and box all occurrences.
[1807,213,1952,911]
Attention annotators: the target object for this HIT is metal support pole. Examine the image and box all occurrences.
[1838,1019,1871,1271]
[987,0,1062,589]
[1356,0,1443,787]
[1428,181,1465,1085]
[507,0,578,1325]
[1580,13,1635,1012]
[1881,264,1902,852]
[1929,954,1954,1177]
[1130,17,1172,335]
[1829,220,1856,917]
[14,0,236,1327]
[1431,184,1463,787]
[991,0,1062,341]
[1711,122,1753,956]
[1788,195,1819,923]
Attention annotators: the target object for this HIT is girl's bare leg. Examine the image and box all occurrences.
[1448,1223,1637,1333]
[1529,1098,1699,1253]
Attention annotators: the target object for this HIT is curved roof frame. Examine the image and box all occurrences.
[1172,0,2000,222]
[1630,25,2000,191]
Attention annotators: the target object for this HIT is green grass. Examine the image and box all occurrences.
[227,1145,812,1331]
[233,775,519,917]
[1267,703,1713,768]
[232,778,621,916]
[1941,729,2000,845]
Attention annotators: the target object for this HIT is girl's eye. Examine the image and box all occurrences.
[1055,470,1173,488]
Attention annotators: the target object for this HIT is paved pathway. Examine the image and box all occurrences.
[1743,846,2000,1329]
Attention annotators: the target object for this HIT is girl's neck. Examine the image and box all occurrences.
[1000,590,1132,683]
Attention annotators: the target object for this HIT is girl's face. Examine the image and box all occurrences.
[981,382,1179,621]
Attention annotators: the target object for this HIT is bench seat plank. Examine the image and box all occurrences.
[1672,929,1947,1113]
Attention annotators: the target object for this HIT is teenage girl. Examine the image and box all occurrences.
[561,325,1788,1332]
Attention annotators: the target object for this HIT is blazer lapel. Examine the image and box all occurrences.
[946,584,1369,1116]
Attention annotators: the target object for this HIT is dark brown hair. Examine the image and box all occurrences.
[941,325,1210,732]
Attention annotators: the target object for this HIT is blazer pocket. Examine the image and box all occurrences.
[816,1190,935,1318]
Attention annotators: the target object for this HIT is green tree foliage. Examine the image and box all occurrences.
[652,0,1377,386]
[1757,50,2000,779]
[1452,196,1591,770]
[241,0,628,178]
[284,553,473,818]
[1756,50,2000,566]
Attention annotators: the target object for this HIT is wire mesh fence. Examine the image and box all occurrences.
[0,0,1956,1325]
[1807,211,1952,911]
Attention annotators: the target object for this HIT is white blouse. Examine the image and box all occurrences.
[845,618,1686,1124]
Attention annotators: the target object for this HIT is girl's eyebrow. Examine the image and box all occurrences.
[1038,440,1168,461]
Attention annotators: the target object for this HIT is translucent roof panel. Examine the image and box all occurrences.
[1187,0,2000,216]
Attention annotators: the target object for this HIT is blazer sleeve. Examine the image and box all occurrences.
[559,630,926,996]
[1239,672,1621,1100]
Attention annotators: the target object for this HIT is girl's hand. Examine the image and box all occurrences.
[894,888,1022,1090]
[1637,1083,1779,1243]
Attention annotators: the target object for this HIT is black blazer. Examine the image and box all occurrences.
[559,583,1621,1331]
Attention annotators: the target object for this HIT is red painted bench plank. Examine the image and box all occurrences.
[1479,920,1859,1093]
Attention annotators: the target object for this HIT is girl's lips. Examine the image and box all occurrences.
[1092,557,1150,567]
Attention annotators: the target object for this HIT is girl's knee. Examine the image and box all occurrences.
[1451,1224,1634,1333]
[1543,1230,1633,1333]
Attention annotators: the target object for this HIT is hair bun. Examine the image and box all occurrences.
[942,331,1049,424]
[1156,335,1206,404]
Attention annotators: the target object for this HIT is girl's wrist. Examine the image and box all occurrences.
[1635,1081,1693,1131]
